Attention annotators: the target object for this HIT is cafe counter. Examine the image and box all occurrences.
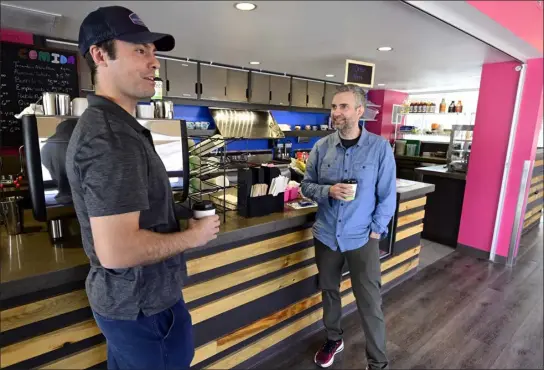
[0,180,434,369]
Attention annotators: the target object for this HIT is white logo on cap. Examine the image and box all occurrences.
[129,13,146,27]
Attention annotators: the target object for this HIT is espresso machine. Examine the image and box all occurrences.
[21,113,190,245]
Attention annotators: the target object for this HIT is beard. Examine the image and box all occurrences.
[332,117,355,131]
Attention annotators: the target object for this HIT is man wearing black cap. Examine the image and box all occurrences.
[66,6,220,369]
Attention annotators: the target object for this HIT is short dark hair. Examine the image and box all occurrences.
[84,39,117,87]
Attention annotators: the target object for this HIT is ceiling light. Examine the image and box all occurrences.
[377,46,393,52]
[249,61,260,65]
[325,74,335,78]
[235,2,257,11]
[378,83,386,86]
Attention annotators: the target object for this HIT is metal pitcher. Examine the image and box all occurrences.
[164,101,174,119]
[152,100,165,118]
[0,196,24,235]
[42,92,71,116]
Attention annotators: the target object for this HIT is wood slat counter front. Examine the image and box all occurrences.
[0,181,434,370]
[522,149,543,234]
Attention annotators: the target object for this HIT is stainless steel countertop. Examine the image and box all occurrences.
[414,165,468,181]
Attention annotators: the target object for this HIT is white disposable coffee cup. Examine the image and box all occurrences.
[136,104,154,118]
[192,200,216,219]
[342,180,358,202]
[71,98,88,116]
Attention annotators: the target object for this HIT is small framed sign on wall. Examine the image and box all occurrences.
[344,59,375,88]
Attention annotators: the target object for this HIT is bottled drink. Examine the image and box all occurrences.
[151,69,163,100]
[448,101,456,113]
[439,98,447,113]
[456,100,463,113]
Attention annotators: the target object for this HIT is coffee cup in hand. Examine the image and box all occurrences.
[342,180,357,201]
[192,200,216,219]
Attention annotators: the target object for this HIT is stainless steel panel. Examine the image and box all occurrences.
[209,108,284,139]
[165,60,198,99]
[226,69,249,102]
[324,83,341,109]
[291,78,308,107]
[307,80,325,108]
[507,160,532,267]
[250,72,270,104]
[201,64,227,101]
[270,75,290,106]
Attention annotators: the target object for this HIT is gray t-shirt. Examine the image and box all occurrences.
[66,94,185,320]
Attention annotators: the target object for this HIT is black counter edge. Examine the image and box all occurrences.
[187,212,316,255]
[397,184,435,201]
[0,264,89,302]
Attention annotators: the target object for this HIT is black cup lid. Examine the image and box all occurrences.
[342,179,357,184]
[192,200,215,211]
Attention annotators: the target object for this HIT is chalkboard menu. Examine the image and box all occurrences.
[344,59,375,89]
[1,42,79,148]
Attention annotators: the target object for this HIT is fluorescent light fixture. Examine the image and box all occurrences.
[1,2,61,17]
[235,2,257,11]
[377,46,393,51]
[249,61,260,65]
[377,83,386,86]
[325,74,335,78]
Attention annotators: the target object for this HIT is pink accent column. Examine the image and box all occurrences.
[495,58,544,258]
[458,59,544,260]
[367,90,408,141]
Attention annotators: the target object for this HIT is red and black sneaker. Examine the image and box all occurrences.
[314,339,344,368]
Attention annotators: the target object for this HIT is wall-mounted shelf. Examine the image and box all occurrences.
[403,112,467,116]
[187,129,216,137]
[282,130,335,137]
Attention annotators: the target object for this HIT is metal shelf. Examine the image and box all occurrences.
[403,113,467,116]
[187,129,216,137]
[282,130,335,138]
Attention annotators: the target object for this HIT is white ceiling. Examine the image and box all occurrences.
[2,1,517,92]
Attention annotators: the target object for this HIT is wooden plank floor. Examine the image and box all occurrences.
[254,221,543,370]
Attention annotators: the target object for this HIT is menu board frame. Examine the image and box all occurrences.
[1,41,79,148]
[344,59,375,89]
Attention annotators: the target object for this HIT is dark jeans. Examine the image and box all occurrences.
[315,238,388,370]
[93,300,194,370]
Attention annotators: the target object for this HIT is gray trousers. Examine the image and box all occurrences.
[315,237,388,370]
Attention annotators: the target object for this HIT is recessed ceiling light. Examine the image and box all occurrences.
[249,61,260,65]
[378,83,386,86]
[377,46,393,51]
[325,74,335,78]
[235,2,257,11]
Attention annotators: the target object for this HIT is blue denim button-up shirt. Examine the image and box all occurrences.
[301,128,396,252]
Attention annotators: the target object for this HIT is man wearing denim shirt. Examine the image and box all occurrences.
[301,84,396,369]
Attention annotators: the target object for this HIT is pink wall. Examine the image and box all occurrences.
[367,90,408,141]
[496,58,544,258]
[366,90,385,137]
[457,61,520,254]
[0,28,33,45]
[466,1,544,53]
[458,59,544,259]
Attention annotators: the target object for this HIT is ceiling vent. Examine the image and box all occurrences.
[0,3,61,35]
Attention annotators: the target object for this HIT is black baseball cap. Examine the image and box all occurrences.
[78,6,175,56]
